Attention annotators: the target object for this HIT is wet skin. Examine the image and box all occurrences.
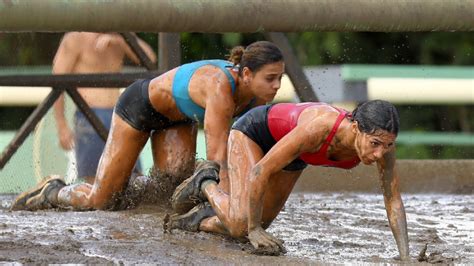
[200,105,409,260]
[56,61,284,210]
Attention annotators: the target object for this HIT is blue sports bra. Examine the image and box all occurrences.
[172,59,237,123]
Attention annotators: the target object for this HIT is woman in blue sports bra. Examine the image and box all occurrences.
[11,41,285,212]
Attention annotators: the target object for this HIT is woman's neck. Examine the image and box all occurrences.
[234,77,254,105]
[331,120,358,158]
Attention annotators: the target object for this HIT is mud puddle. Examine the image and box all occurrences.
[1,193,472,264]
[271,193,473,264]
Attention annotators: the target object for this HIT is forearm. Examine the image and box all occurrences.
[205,136,227,167]
[379,151,409,260]
[203,123,230,173]
[384,196,409,259]
[247,165,268,232]
[207,148,228,182]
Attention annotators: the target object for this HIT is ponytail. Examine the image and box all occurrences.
[229,41,283,76]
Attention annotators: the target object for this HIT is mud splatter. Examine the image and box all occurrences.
[1,193,473,264]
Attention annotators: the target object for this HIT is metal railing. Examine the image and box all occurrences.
[0,33,160,169]
[0,33,316,170]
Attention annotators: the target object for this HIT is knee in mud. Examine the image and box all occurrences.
[90,196,111,210]
[166,165,194,180]
[146,167,194,203]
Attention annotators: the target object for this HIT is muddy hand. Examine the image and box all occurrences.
[248,227,286,256]
[163,213,171,233]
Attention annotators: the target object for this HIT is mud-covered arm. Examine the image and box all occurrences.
[377,149,410,260]
[203,82,235,172]
[246,120,325,253]
[247,119,323,232]
[52,33,80,150]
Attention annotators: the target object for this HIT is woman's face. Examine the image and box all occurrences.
[244,61,285,102]
[354,128,397,165]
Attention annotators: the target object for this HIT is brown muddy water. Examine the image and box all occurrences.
[0,193,472,264]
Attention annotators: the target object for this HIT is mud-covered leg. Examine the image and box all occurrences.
[199,216,228,235]
[150,123,198,202]
[11,115,148,211]
[57,114,149,210]
[207,131,300,255]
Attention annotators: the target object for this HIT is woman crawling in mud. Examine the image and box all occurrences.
[167,100,410,260]
[10,41,284,211]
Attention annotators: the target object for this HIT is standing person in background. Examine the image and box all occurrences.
[53,32,156,183]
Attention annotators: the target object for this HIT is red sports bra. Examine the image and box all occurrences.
[267,103,360,169]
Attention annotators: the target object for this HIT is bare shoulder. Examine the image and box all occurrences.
[299,105,340,130]
[198,64,235,97]
[296,105,340,146]
[62,32,83,42]
[60,32,84,48]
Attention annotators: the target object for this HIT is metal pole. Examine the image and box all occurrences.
[0,71,162,88]
[159,33,181,71]
[65,87,109,141]
[1,0,472,32]
[120,32,157,70]
[264,32,318,102]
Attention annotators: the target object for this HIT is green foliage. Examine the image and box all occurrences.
[179,33,262,63]
[0,33,62,65]
[286,32,473,66]
[1,32,471,66]
[396,144,433,159]
[222,33,243,47]
[0,107,35,130]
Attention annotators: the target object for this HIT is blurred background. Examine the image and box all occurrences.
[0,32,472,193]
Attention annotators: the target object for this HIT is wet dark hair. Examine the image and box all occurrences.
[228,41,283,76]
[351,100,400,135]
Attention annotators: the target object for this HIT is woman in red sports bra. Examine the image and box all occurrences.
[168,100,409,261]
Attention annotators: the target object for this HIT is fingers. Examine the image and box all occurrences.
[267,233,286,254]
[274,237,287,254]
[253,233,276,249]
[278,240,287,253]
[249,229,286,255]
[163,213,171,233]
[261,230,284,248]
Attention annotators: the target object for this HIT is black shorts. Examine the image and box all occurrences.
[231,105,307,171]
[115,79,193,132]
